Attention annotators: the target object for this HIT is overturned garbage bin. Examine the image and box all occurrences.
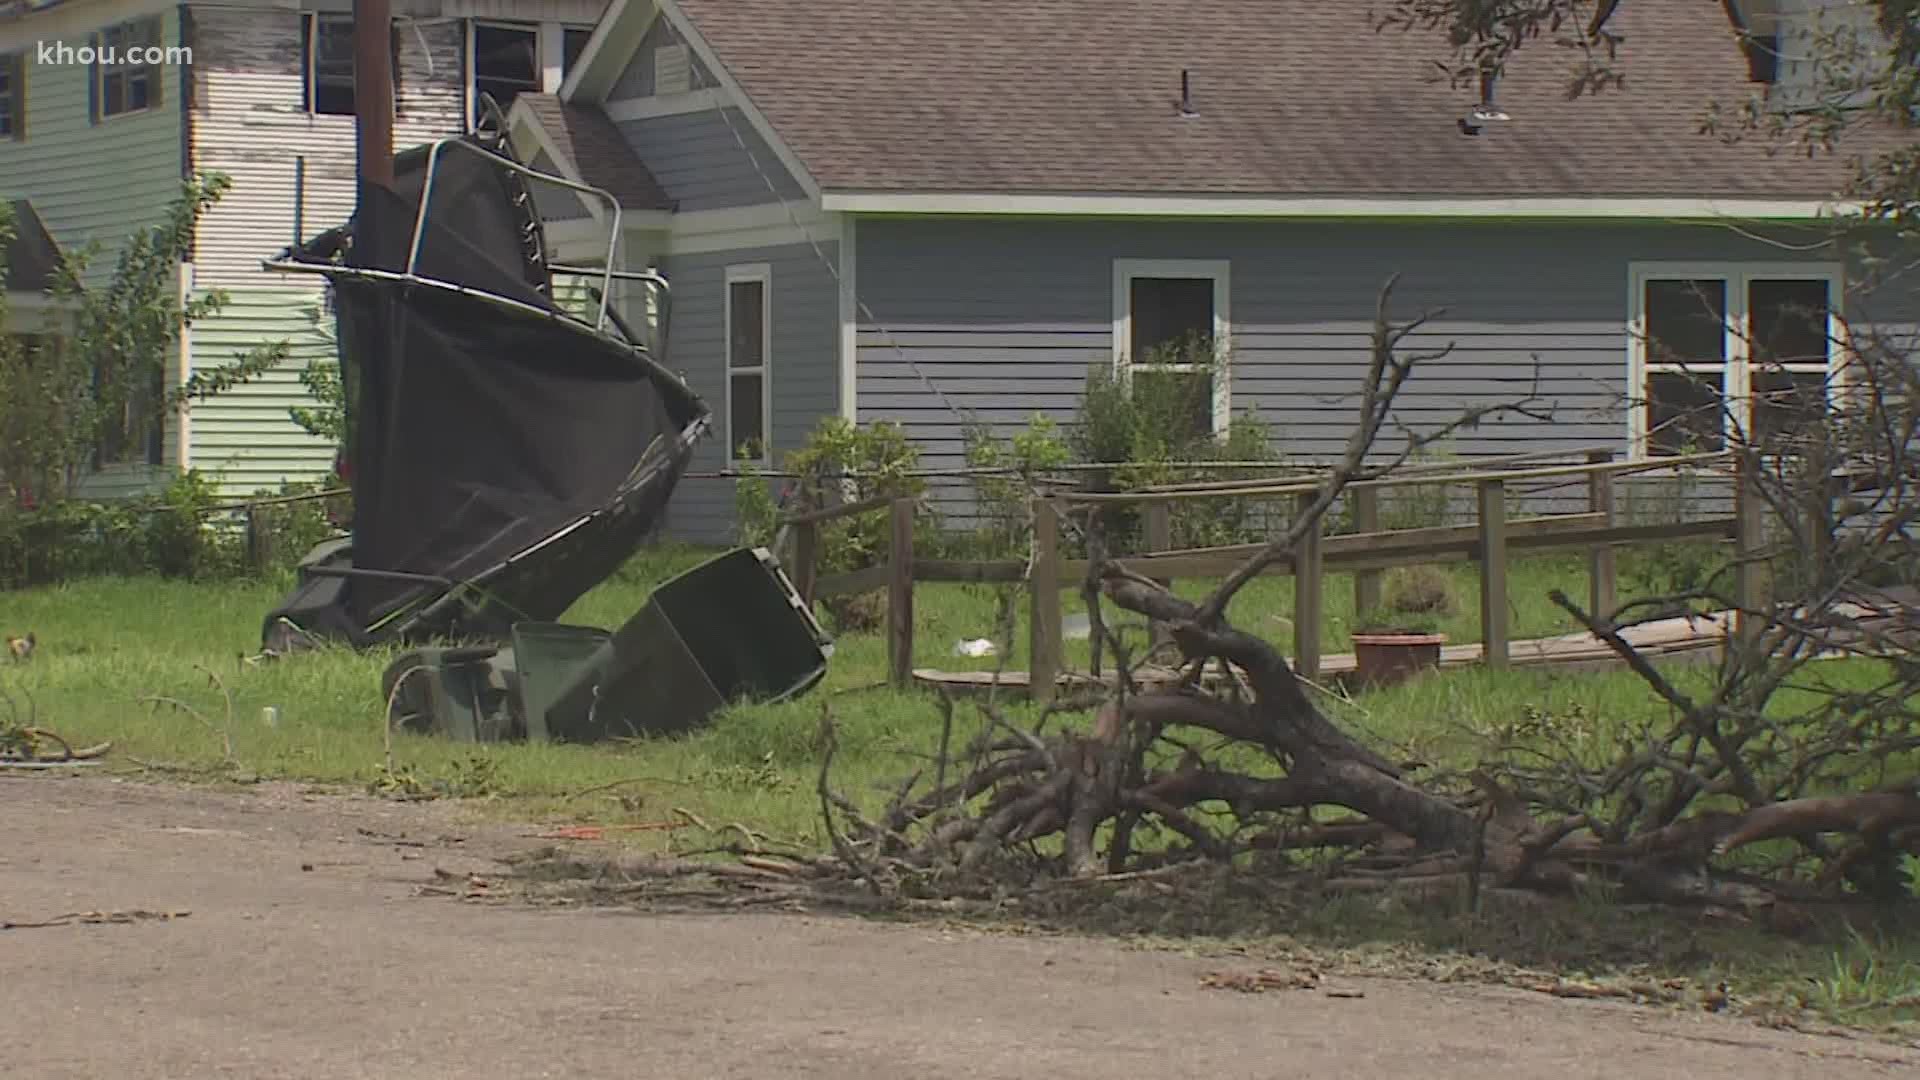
[534,547,833,742]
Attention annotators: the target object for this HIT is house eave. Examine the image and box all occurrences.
[816,191,1861,221]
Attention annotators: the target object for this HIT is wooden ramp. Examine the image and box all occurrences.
[915,595,1920,698]
[915,610,1737,698]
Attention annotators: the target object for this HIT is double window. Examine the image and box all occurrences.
[1630,263,1843,458]
[1113,259,1231,440]
[726,264,771,466]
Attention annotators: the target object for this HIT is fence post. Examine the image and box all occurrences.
[1734,451,1772,644]
[887,497,915,689]
[791,518,818,608]
[1293,492,1323,680]
[1029,495,1062,705]
[1351,487,1381,618]
[245,504,270,572]
[1478,479,1509,670]
[1586,449,1616,620]
[1144,500,1172,644]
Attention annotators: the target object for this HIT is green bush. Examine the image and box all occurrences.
[734,416,936,575]
[964,335,1287,555]
[0,469,349,590]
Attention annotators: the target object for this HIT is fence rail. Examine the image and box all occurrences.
[785,449,1782,701]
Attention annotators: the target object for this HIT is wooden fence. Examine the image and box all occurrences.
[782,449,1777,702]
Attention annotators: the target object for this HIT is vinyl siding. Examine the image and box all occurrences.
[185,4,469,290]
[606,14,805,211]
[0,3,184,288]
[657,240,840,542]
[853,218,1920,521]
[182,286,338,496]
[0,3,186,499]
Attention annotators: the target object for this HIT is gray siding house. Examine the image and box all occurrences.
[512,0,1917,541]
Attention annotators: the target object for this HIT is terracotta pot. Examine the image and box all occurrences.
[1349,632,1446,688]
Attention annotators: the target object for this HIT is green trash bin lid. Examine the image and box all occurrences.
[510,622,613,742]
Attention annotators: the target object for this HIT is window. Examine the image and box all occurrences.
[97,17,161,119]
[1113,259,1231,439]
[562,28,592,79]
[472,22,539,113]
[92,356,166,469]
[1629,264,1843,458]
[0,53,23,140]
[301,14,402,116]
[725,264,770,465]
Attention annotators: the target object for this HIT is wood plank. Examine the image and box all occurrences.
[1351,488,1382,618]
[1294,493,1323,679]
[779,492,892,527]
[1479,480,1509,670]
[1587,449,1617,619]
[1065,450,1735,505]
[887,498,915,689]
[1029,497,1062,705]
[791,520,818,606]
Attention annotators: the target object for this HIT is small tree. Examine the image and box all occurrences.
[0,172,288,506]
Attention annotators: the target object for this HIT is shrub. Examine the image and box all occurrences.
[0,469,348,590]
[1383,563,1456,617]
[734,416,935,575]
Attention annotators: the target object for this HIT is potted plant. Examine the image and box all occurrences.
[1349,608,1447,688]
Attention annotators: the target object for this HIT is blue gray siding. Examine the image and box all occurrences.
[606,13,807,210]
[854,218,1917,521]
[659,240,841,542]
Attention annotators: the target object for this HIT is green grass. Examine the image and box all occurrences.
[6,547,1919,1034]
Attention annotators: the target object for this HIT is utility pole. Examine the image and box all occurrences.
[352,0,395,196]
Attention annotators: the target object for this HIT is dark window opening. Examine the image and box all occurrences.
[99,17,161,118]
[92,359,167,469]
[1742,32,1780,83]
[1646,370,1726,455]
[1129,276,1214,363]
[563,28,592,79]
[302,15,402,117]
[1748,278,1831,367]
[727,277,767,462]
[0,54,24,139]
[473,23,539,114]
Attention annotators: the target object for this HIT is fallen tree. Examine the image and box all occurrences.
[795,267,1920,916]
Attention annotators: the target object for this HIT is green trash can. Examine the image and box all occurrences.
[510,622,613,743]
[380,645,517,743]
[544,547,833,741]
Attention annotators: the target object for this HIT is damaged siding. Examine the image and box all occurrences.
[186,6,467,290]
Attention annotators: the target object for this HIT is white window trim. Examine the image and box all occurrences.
[1112,258,1232,436]
[1626,260,1847,461]
[725,262,773,468]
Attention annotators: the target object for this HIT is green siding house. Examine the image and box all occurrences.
[0,0,612,499]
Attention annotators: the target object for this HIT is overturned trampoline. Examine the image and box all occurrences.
[259,120,832,743]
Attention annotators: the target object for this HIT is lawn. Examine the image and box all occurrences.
[5,545,1919,1034]
[1,542,1671,844]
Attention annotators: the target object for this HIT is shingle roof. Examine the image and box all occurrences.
[517,93,675,211]
[670,0,1886,200]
